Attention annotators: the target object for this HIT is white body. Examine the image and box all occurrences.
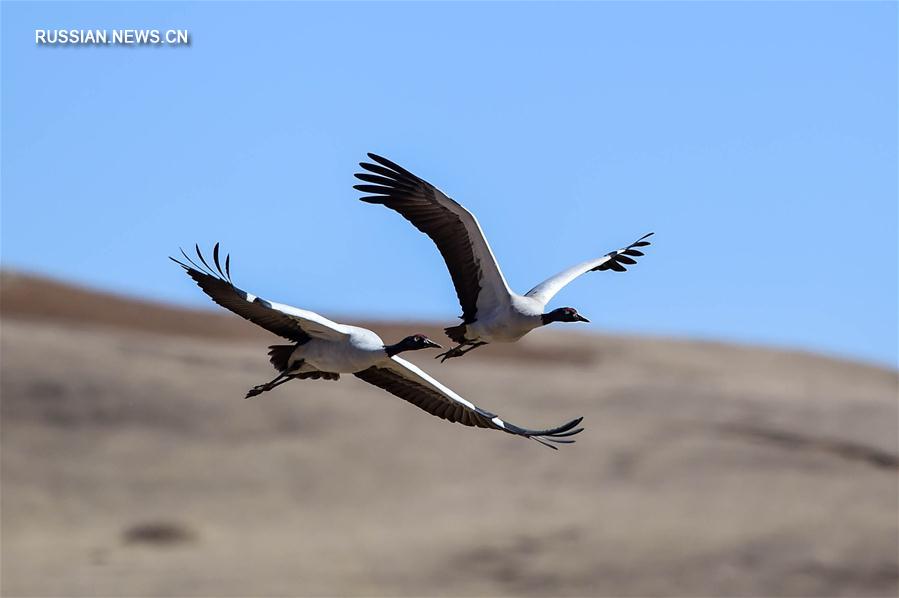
[287,326,388,373]
[465,294,545,343]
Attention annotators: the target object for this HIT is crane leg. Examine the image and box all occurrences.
[246,374,290,398]
[436,342,487,362]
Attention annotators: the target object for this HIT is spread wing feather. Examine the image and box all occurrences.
[355,356,584,449]
[525,233,653,306]
[171,244,349,343]
[355,153,512,323]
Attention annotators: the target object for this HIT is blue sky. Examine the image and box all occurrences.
[2,2,896,367]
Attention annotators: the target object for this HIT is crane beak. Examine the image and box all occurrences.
[575,314,590,323]
[423,339,443,349]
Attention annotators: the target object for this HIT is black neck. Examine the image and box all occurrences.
[384,341,407,357]
[541,312,557,326]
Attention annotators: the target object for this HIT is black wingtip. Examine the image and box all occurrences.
[358,196,388,204]
[543,437,577,444]
[533,437,560,450]
[515,415,585,445]
[593,232,654,272]
[367,152,393,164]
[212,242,230,280]
[172,243,236,286]
[168,255,190,270]
[552,416,584,434]
[178,246,208,274]
[551,427,585,438]
[354,184,389,194]
[195,243,216,275]
[631,232,654,248]
[363,153,417,179]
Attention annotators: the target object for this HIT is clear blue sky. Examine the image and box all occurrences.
[2,2,896,367]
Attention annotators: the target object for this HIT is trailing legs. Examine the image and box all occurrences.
[245,360,304,398]
[435,342,487,362]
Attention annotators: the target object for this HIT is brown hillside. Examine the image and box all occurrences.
[2,272,896,597]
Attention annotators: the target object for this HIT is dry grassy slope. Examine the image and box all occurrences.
[2,271,897,597]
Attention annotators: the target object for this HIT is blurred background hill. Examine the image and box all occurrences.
[2,271,896,597]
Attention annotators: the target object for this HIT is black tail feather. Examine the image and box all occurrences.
[296,371,340,381]
[444,323,468,344]
[268,344,297,372]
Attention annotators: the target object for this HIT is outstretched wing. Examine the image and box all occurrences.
[525,233,654,306]
[171,244,349,343]
[355,356,584,449]
[355,153,513,324]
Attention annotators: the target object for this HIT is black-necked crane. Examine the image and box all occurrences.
[171,244,584,449]
[354,153,652,361]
